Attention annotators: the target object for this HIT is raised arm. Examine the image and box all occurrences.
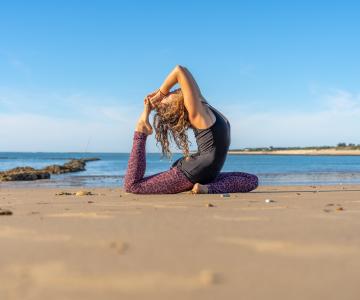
[157,65,205,120]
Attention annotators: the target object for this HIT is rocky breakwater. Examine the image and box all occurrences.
[0,158,100,182]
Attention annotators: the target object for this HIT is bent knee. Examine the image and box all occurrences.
[243,174,259,192]
[249,174,259,191]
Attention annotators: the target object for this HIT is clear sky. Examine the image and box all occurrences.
[1,0,359,152]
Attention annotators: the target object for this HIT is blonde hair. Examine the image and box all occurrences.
[153,89,191,158]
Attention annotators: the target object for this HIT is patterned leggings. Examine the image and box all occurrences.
[124,131,259,194]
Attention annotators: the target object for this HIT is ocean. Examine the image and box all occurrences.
[1,152,360,188]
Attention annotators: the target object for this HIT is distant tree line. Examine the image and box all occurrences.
[231,143,360,152]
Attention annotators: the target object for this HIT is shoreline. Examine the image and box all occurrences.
[229,149,360,156]
[1,182,359,190]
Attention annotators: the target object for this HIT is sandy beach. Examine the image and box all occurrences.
[229,149,360,155]
[1,185,360,299]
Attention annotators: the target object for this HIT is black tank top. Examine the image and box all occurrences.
[171,103,231,184]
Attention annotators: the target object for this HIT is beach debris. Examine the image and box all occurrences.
[265,199,275,203]
[88,200,94,204]
[296,193,301,195]
[75,190,95,196]
[323,203,344,212]
[206,203,215,207]
[221,193,230,198]
[0,158,100,182]
[56,191,74,196]
[0,209,13,216]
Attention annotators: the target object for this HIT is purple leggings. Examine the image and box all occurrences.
[124,132,259,194]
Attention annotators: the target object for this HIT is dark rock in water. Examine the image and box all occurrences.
[43,159,86,174]
[0,167,50,181]
[0,158,100,182]
[82,157,100,162]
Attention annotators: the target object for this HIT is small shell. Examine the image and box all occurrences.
[265,199,275,203]
[75,191,93,196]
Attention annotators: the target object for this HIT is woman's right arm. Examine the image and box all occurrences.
[155,65,205,120]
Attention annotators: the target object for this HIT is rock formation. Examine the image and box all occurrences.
[0,158,100,182]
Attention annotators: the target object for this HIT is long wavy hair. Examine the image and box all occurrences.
[153,89,192,158]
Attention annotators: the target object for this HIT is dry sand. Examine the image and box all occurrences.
[229,149,360,155]
[1,185,360,300]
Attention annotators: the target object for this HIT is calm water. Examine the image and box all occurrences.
[1,152,360,188]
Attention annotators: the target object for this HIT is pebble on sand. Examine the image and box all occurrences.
[265,199,275,203]
[221,193,230,198]
[206,203,215,207]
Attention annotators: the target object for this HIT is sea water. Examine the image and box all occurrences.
[1,152,360,188]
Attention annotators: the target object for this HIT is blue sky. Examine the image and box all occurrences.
[1,0,359,152]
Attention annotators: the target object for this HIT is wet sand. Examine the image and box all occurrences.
[1,185,360,299]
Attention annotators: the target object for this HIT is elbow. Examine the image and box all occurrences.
[175,64,185,73]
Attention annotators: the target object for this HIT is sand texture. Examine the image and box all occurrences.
[1,185,360,299]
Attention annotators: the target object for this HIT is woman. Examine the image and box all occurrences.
[124,65,258,194]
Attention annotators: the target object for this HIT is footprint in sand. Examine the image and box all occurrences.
[0,262,221,294]
[46,212,113,219]
[213,215,269,222]
[0,226,71,242]
[109,241,129,254]
[234,206,288,211]
[217,237,359,257]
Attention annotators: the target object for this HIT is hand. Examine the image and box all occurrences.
[144,89,165,109]
[145,89,158,100]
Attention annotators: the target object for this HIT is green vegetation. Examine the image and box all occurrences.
[230,143,360,152]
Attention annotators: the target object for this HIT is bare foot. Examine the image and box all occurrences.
[136,101,153,135]
[191,183,209,194]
